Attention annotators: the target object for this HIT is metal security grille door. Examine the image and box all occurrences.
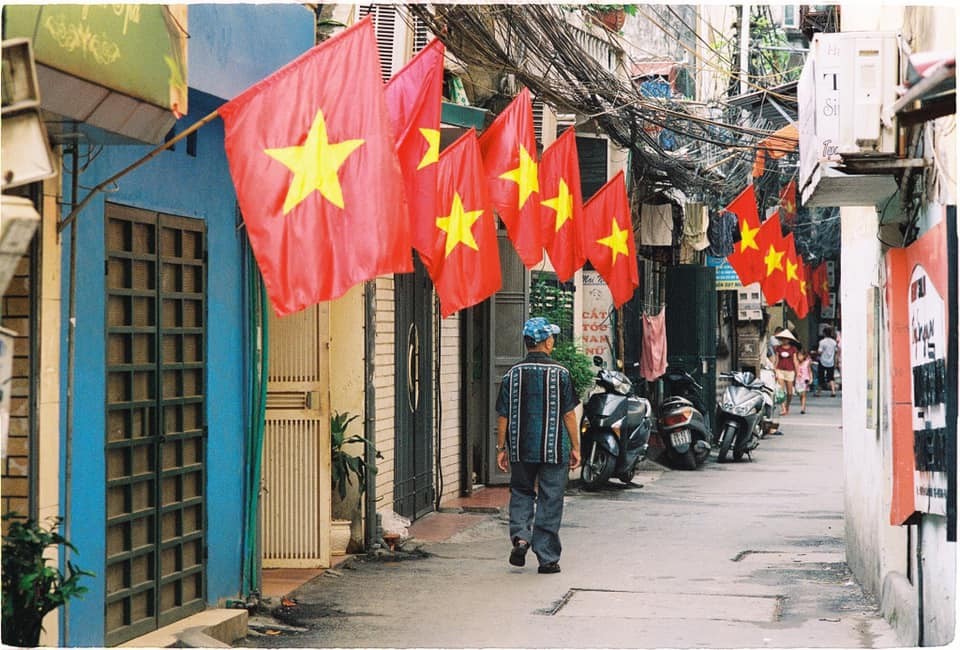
[394,261,433,519]
[261,304,331,567]
[104,205,206,646]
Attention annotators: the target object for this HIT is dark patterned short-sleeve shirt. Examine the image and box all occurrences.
[495,352,580,464]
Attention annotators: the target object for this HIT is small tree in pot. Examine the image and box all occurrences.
[331,411,382,551]
[2,514,93,647]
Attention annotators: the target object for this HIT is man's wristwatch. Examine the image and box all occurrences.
[496,445,507,452]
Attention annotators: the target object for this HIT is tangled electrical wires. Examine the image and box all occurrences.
[407,3,797,206]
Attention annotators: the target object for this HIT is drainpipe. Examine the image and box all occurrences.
[363,281,377,548]
[61,142,79,644]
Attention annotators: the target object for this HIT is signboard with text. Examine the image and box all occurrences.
[886,213,957,539]
[707,256,742,290]
[581,270,615,370]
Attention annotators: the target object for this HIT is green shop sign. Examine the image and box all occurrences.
[4,4,188,114]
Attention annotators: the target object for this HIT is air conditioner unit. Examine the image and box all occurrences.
[798,32,900,207]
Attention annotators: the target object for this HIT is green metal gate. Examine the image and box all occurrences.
[104,204,206,645]
[665,265,717,432]
[394,259,434,519]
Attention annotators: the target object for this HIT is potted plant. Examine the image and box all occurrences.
[2,514,93,647]
[585,4,637,32]
[330,411,381,554]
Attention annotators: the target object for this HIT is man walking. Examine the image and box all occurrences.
[496,317,581,574]
[817,327,839,397]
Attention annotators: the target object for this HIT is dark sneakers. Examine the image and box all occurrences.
[538,562,561,574]
[509,540,529,567]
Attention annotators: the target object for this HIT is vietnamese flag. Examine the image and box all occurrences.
[795,262,813,319]
[812,263,832,307]
[756,212,788,305]
[219,17,411,316]
[539,127,585,282]
[724,185,763,286]
[384,38,444,274]
[582,171,639,307]
[779,179,798,228]
[783,233,807,317]
[430,129,502,318]
[478,87,543,268]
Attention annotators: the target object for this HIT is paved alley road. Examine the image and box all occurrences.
[241,395,900,649]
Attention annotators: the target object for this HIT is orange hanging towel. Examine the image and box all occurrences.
[752,124,799,178]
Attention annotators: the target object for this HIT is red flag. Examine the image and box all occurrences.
[582,171,639,308]
[812,263,832,307]
[724,185,764,286]
[783,233,807,316]
[478,87,543,267]
[219,17,411,316]
[384,39,445,274]
[756,213,788,305]
[430,129,502,318]
[779,179,798,228]
[539,127,585,282]
[795,262,812,319]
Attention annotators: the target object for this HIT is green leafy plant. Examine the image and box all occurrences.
[331,411,381,501]
[2,514,93,647]
[551,340,598,399]
[530,278,596,398]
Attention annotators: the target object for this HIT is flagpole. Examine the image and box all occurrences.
[56,108,222,234]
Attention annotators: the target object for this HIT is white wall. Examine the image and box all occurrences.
[838,6,957,644]
[840,205,904,595]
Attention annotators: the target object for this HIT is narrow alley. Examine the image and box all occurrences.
[240,395,900,649]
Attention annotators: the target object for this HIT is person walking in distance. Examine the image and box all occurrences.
[772,328,800,416]
[817,327,839,397]
[496,317,581,574]
[795,349,812,414]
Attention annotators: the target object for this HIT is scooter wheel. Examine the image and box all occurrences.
[581,447,615,490]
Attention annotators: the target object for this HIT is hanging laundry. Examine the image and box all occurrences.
[682,203,710,251]
[707,210,740,257]
[639,202,674,246]
[640,308,668,382]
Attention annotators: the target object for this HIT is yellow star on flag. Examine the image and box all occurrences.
[417,128,440,170]
[264,109,364,214]
[763,244,785,276]
[739,219,760,251]
[499,144,539,208]
[542,179,574,231]
[785,258,799,282]
[436,192,483,257]
[800,279,808,296]
[597,219,630,263]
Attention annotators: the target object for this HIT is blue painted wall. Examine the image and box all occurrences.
[61,6,314,646]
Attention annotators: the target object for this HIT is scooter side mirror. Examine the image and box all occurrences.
[593,355,605,368]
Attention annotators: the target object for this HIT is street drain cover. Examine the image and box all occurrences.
[552,590,781,623]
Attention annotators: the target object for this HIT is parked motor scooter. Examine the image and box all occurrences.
[580,356,654,490]
[656,368,712,469]
[714,371,770,462]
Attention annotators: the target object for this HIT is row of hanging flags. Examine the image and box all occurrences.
[722,183,832,320]
[218,17,638,317]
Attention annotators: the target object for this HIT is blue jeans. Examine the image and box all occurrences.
[509,461,568,566]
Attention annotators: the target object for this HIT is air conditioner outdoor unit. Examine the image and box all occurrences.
[798,32,900,207]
